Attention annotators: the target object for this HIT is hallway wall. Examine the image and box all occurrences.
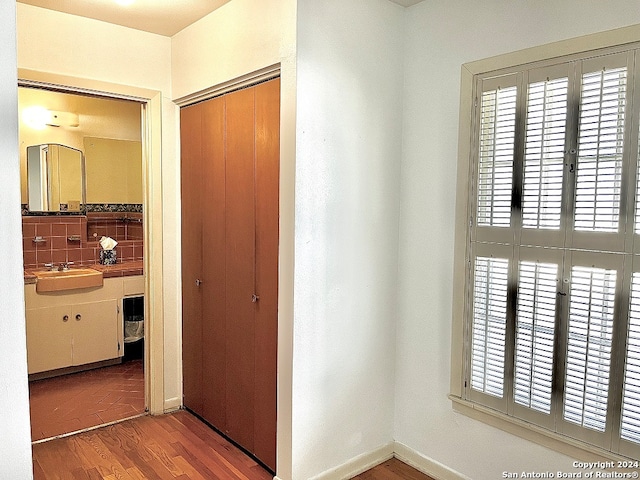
[0,1,32,477]
[294,1,404,478]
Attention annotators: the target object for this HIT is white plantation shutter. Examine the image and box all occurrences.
[477,86,517,228]
[522,78,568,230]
[564,266,616,432]
[471,256,508,398]
[574,67,626,233]
[514,261,558,414]
[620,272,640,444]
[466,49,640,456]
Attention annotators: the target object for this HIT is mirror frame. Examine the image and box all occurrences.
[25,143,86,214]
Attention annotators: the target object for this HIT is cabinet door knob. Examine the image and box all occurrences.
[63,315,69,322]
[195,279,202,287]
[75,314,82,321]
[252,294,260,303]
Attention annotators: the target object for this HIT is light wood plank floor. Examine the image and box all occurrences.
[32,410,272,480]
[354,458,436,480]
[32,410,434,479]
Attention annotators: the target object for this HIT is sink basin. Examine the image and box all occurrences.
[34,268,103,293]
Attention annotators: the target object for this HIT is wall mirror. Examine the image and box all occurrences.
[19,86,143,215]
[26,143,85,212]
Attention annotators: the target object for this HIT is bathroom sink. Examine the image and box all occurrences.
[34,268,103,293]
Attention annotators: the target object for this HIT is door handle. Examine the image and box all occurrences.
[252,294,260,303]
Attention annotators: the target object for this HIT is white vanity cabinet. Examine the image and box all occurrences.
[25,300,119,373]
[24,275,143,375]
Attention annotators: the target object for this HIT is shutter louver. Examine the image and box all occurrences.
[523,78,567,230]
[477,87,517,228]
[514,261,558,413]
[620,272,640,444]
[564,266,616,432]
[575,67,626,233]
[471,256,508,398]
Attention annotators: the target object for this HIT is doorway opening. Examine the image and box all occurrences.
[18,84,148,442]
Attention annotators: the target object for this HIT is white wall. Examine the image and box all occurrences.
[395,1,640,479]
[171,0,296,99]
[293,1,404,478]
[0,1,33,477]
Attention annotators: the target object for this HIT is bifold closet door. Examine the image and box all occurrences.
[253,78,279,468]
[180,103,203,415]
[201,96,227,430]
[180,78,279,472]
[224,87,257,448]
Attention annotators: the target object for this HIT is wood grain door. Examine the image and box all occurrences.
[180,104,204,415]
[201,96,227,430]
[253,78,280,468]
[180,78,280,472]
[225,86,257,449]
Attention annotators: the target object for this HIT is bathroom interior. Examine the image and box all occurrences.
[19,85,147,441]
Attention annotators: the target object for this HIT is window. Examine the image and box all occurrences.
[464,46,640,459]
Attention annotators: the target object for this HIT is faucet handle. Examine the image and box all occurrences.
[44,263,55,271]
[60,261,74,270]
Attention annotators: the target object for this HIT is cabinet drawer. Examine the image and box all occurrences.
[123,275,144,296]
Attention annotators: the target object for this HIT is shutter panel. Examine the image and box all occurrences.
[514,261,558,413]
[522,78,568,230]
[620,272,640,444]
[477,86,517,228]
[574,67,626,233]
[564,266,616,432]
[471,256,509,398]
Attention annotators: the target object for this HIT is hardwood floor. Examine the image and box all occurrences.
[32,410,272,480]
[32,410,433,480]
[354,458,436,480]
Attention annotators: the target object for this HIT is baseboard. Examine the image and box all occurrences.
[163,396,182,412]
[308,442,395,480]
[393,441,471,480]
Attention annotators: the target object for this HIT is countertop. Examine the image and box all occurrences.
[24,260,144,285]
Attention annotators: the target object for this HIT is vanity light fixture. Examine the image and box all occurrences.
[22,106,79,129]
[48,111,80,128]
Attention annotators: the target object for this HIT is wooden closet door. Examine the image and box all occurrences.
[181,79,280,473]
[201,96,227,430]
[224,86,257,449]
[253,78,280,470]
[180,104,204,414]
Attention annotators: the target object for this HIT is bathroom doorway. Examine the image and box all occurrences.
[18,85,148,441]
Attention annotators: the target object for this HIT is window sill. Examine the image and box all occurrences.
[449,394,634,463]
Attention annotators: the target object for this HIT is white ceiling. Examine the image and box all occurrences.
[17,0,423,37]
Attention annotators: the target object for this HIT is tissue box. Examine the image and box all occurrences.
[100,248,117,265]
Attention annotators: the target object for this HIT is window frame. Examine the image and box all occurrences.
[450,25,640,463]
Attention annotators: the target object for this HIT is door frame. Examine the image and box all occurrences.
[175,64,289,474]
[17,68,164,415]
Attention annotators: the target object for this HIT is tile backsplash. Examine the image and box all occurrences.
[87,212,143,242]
[22,215,143,269]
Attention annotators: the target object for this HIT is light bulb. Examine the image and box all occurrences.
[22,106,50,130]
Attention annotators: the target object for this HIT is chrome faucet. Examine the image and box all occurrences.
[59,261,74,271]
